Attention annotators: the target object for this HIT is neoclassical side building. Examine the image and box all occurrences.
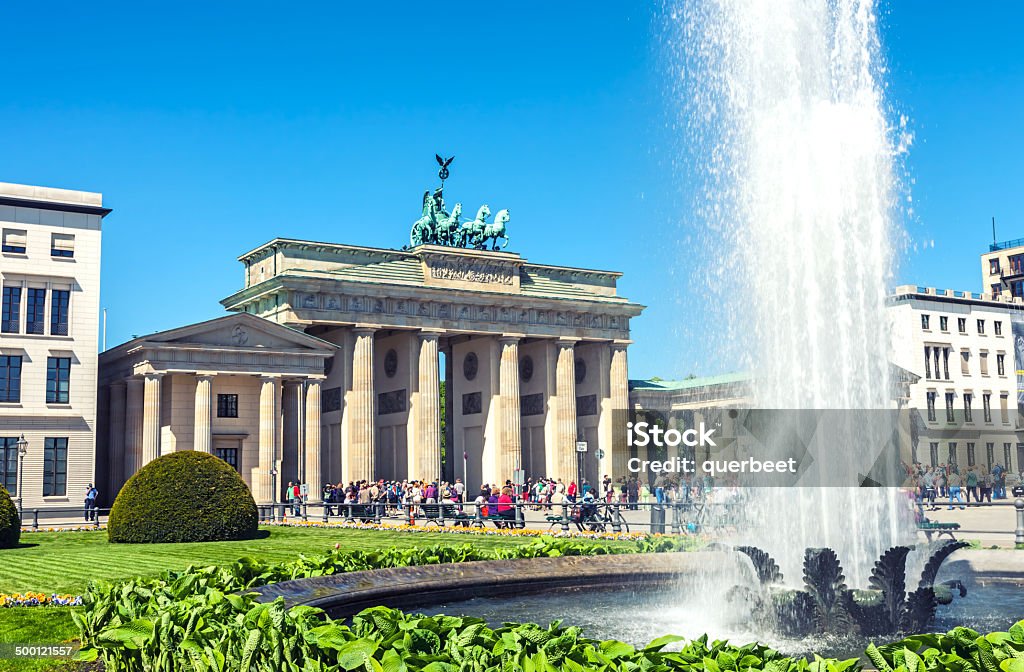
[99,240,643,503]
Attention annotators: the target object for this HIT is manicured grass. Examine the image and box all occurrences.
[0,609,78,672]
[0,525,546,595]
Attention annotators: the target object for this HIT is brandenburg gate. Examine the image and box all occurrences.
[98,167,644,503]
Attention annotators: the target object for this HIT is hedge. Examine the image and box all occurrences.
[0,487,19,549]
[108,451,258,544]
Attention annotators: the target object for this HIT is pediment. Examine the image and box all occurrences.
[144,313,334,352]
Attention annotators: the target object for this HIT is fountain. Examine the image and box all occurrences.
[673,0,917,590]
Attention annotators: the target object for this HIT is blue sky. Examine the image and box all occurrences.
[1,2,1022,379]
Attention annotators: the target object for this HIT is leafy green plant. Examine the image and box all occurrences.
[108,451,258,544]
[870,622,1024,672]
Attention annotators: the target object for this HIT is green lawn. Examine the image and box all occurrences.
[0,525,543,595]
[0,525,556,672]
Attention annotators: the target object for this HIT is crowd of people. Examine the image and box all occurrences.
[904,461,1023,510]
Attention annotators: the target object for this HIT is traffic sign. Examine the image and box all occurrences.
[575,441,588,452]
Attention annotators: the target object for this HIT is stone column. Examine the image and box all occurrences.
[415,331,441,481]
[498,336,522,481]
[141,373,163,466]
[124,377,144,479]
[305,379,322,500]
[609,343,630,479]
[193,374,214,453]
[552,339,578,482]
[108,381,126,490]
[345,327,376,483]
[255,376,279,504]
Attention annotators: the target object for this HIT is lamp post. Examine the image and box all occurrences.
[15,434,27,521]
[270,467,278,522]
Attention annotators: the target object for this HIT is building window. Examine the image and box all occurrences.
[50,233,74,258]
[1,229,26,254]
[990,258,1001,274]
[26,288,46,335]
[1,286,20,333]
[967,442,976,467]
[43,437,68,496]
[984,393,992,423]
[921,314,930,330]
[963,393,973,423]
[945,392,955,423]
[924,347,931,379]
[958,318,967,333]
[1010,254,1024,275]
[1013,280,1024,299]
[0,355,22,403]
[50,290,69,336]
[977,319,985,335]
[943,348,950,380]
[1001,393,1010,423]
[960,350,970,376]
[215,447,238,471]
[991,284,1001,297]
[998,353,1006,376]
[986,442,995,468]
[947,442,957,465]
[929,442,939,467]
[939,316,948,332]
[0,437,18,493]
[1006,443,1014,470]
[46,357,71,403]
[217,394,238,418]
[926,392,937,422]
[980,351,989,376]
[995,321,1003,336]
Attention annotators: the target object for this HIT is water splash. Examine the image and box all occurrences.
[668,0,915,589]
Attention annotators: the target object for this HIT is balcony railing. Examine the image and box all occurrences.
[990,238,1024,252]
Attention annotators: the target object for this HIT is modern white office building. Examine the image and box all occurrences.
[0,182,110,514]
[887,284,1022,472]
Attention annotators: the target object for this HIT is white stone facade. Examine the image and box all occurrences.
[888,285,1022,472]
[0,182,110,512]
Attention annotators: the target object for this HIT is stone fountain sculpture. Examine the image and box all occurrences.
[727,540,969,637]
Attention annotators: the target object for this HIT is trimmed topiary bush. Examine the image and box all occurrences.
[0,486,20,549]
[108,451,258,544]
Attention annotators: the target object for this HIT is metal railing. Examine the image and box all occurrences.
[18,506,109,529]
[260,497,747,535]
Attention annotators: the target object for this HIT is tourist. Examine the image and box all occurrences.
[453,477,465,506]
[289,481,302,517]
[497,486,515,527]
[84,483,98,522]
[654,473,666,504]
[947,470,965,510]
[980,468,993,504]
[965,467,979,503]
[993,463,1006,499]
[627,477,639,509]
[567,479,578,503]
[923,467,937,511]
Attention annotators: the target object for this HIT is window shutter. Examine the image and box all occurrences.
[3,229,26,247]
[52,233,75,252]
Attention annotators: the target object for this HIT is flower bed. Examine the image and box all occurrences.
[19,525,107,533]
[1,592,83,607]
[266,518,675,542]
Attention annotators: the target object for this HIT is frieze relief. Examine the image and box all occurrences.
[427,258,515,286]
[292,291,629,336]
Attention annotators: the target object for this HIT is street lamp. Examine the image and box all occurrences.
[15,434,27,521]
[270,467,278,522]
